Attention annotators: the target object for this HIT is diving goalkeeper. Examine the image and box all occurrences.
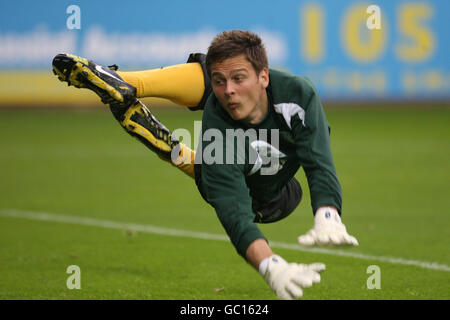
[52,30,358,300]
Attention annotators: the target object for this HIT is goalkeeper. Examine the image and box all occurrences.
[52,30,358,300]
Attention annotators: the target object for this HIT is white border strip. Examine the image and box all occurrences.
[1,208,449,272]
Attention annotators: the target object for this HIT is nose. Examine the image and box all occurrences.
[224,81,235,97]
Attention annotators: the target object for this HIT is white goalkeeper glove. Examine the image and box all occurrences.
[298,207,359,247]
[259,255,326,300]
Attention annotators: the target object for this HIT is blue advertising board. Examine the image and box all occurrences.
[0,0,448,101]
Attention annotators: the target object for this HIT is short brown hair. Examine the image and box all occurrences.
[206,30,269,78]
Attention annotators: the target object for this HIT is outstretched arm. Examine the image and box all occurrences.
[287,78,358,247]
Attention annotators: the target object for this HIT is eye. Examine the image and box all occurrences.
[213,78,224,86]
[234,74,246,82]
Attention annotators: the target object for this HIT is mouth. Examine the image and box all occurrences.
[227,102,239,109]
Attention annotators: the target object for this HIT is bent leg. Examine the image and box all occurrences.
[52,53,197,178]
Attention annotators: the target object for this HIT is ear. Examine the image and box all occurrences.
[259,68,269,89]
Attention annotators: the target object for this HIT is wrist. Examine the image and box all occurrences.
[258,256,272,275]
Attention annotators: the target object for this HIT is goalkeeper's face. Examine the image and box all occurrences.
[210,55,269,125]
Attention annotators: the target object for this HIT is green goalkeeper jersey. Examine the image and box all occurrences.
[195,69,342,258]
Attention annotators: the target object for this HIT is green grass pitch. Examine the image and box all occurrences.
[0,104,449,300]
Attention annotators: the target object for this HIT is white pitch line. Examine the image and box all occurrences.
[1,208,449,272]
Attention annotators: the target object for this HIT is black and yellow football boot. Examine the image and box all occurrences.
[120,99,180,162]
[52,53,137,113]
